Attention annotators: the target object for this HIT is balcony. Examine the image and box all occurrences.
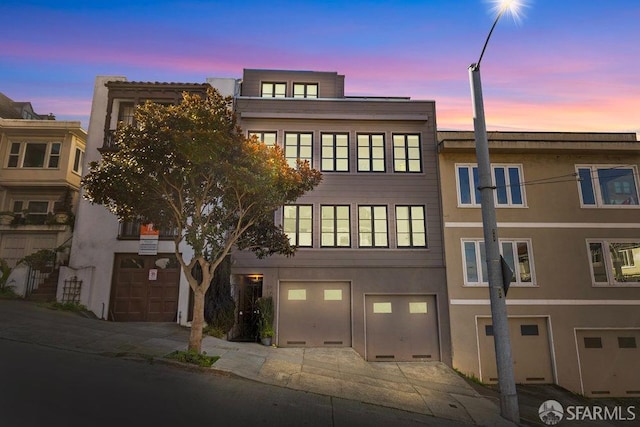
[99,130,119,152]
[118,221,179,240]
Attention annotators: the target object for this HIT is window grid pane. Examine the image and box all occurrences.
[357,134,385,172]
[283,205,313,247]
[359,206,387,247]
[464,239,533,285]
[284,133,313,168]
[321,205,350,247]
[396,205,426,248]
[321,134,349,172]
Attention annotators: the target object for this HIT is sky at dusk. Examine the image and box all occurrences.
[1,0,638,136]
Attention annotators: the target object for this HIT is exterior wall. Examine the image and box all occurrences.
[438,131,640,395]
[241,69,345,98]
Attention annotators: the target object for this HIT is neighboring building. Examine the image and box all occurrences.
[69,71,451,364]
[0,91,55,120]
[438,131,640,397]
[0,117,86,269]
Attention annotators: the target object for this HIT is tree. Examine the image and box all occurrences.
[82,88,322,352]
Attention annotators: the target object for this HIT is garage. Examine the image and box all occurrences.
[365,294,440,362]
[576,329,640,397]
[277,281,351,347]
[0,233,58,267]
[477,317,554,384]
[110,253,181,322]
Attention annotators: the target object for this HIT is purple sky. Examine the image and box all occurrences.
[1,0,638,136]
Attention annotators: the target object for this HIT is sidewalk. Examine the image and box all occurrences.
[0,299,514,427]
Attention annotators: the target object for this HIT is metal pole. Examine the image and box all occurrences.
[469,63,520,423]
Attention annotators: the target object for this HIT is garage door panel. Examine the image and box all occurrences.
[478,317,553,384]
[366,295,440,362]
[278,282,351,347]
[577,329,640,397]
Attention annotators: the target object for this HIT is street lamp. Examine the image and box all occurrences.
[468,0,525,423]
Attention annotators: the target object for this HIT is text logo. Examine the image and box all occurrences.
[539,400,564,426]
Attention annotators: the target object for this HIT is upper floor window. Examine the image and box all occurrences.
[7,142,61,169]
[72,147,84,175]
[117,102,135,126]
[393,134,422,173]
[321,133,349,172]
[577,165,639,207]
[261,82,286,98]
[284,132,313,168]
[462,239,534,286]
[283,205,313,247]
[321,205,350,247]
[588,240,640,285]
[396,206,427,247]
[358,205,388,247]
[456,164,525,207]
[357,134,385,172]
[12,200,51,225]
[249,131,277,147]
[293,83,318,98]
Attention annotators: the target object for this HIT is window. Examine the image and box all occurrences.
[117,102,135,126]
[588,240,640,285]
[584,337,602,349]
[358,206,388,247]
[321,133,349,172]
[283,205,312,247]
[463,239,534,285]
[293,83,318,98]
[249,131,277,147]
[357,134,385,172]
[392,134,421,172]
[284,133,313,168]
[72,147,84,174]
[7,142,61,169]
[261,82,286,98]
[618,337,637,349]
[17,201,50,225]
[321,205,350,247]
[520,325,539,336]
[395,206,427,247]
[577,165,639,206]
[456,164,525,207]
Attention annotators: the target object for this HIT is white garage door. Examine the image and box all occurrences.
[278,281,351,347]
[365,294,440,362]
[478,317,554,384]
[577,329,640,397]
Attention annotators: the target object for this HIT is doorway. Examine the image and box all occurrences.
[232,275,263,341]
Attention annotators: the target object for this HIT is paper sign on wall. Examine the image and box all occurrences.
[148,269,158,281]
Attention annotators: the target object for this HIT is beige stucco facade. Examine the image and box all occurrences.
[438,131,640,397]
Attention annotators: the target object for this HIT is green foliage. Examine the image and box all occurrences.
[0,258,11,289]
[204,256,235,335]
[202,325,226,338]
[256,296,275,338]
[165,350,219,367]
[44,301,88,312]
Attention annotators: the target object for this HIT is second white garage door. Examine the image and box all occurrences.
[278,281,351,347]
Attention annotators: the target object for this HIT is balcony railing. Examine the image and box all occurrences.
[118,221,179,239]
[99,130,119,152]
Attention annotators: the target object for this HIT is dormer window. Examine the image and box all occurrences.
[261,82,286,98]
[293,83,318,98]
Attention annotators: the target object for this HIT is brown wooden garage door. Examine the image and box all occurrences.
[365,294,440,362]
[577,329,640,397]
[477,317,554,384]
[278,281,351,347]
[110,253,181,322]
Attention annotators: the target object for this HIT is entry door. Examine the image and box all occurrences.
[278,281,351,347]
[110,254,181,322]
[477,317,554,384]
[365,295,440,362]
[577,329,640,397]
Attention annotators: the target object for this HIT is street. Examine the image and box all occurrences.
[0,338,467,427]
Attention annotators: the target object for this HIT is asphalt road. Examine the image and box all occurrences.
[0,338,469,427]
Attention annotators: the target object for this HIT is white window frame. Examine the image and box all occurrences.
[587,239,640,287]
[461,238,536,286]
[72,147,84,175]
[455,163,526,208]
[6,141,62,169]
[576,165,640,208]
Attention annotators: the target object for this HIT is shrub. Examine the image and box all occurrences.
[165,350,219,367]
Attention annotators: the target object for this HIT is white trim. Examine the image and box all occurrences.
[451,299,640,305]
[445,222,640,229]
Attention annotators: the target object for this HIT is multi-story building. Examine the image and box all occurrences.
[69,70,451,364]
[438,130,640,397]
[0,112,86,268]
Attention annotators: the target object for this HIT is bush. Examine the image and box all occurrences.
[165,350,219,367]
[44,301,88,312]
[203,256,236,336]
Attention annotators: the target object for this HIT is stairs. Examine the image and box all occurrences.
[27,268,59,302]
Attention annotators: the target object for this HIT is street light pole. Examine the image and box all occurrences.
[468,2,521,423]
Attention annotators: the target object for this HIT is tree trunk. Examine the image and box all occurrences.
[188,286,206,352]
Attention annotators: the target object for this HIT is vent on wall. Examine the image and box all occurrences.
[287,341,306,345]
[627,391,640,395]
[324,341,343,345]
[412,355,432,359]
[591,391,611,395]
[526,377,546,382]
[375,355,395,360]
